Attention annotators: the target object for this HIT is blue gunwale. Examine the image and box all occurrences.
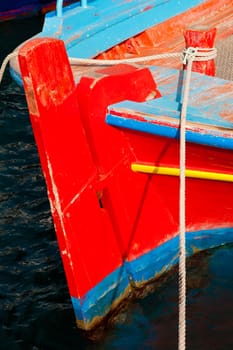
[40,0,204,58]
[10,0,205,86]
[106,66,233,150]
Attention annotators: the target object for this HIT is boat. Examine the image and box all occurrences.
[0,0,75,22]
[5,0,233,335]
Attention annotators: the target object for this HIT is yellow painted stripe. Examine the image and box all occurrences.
[131,163,233,182]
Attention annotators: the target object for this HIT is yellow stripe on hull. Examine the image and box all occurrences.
[131,163,233,182]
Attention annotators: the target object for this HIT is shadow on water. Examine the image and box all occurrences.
[0,14,233,350]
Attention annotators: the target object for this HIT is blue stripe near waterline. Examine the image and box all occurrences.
[71,264,130,323]
[71,226,233,326]
[127,227,233,284]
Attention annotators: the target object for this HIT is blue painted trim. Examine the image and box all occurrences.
[127,227,233,283]
[71,263,130,324]
[40,0,204,58]
[9,0,212,84]
[71,227,233,326]
[106,65,233,150]
[110,94,233,129]
[107,112,233,150]
[106,71,233,152]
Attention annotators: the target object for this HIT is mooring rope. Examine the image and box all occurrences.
[178,46,217,350]
[0,51,181,85]
[178,50,193,350]
[0,51,18,85]
[69,52,181,65]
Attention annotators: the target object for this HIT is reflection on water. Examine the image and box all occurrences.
[0,15,233,350]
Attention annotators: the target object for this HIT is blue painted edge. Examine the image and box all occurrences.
[71,226,233,325]
[106,113,233,150]
[40,0,204,58]
[71,263,130,323]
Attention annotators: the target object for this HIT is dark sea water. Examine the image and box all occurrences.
[0,15,233,350]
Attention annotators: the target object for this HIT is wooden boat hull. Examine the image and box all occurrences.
[18,39,233,331]
[10,0,233,85]
[13,0,233,331]
[72,228,233,329]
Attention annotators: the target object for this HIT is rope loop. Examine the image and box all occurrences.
[182,47,198,64]
[182,46,217,64]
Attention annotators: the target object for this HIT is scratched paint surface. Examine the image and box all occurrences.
[1,11,233,350]
[15,0,233,333]
[109,66,233,130]
[0,73,233,348]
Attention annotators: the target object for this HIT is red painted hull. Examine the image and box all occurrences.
[16,0,233,331]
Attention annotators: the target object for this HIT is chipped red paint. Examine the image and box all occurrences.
[18,39,162,297]
[98,0,233,71]
[16,0,233,331]
[19,35,233,299]
[184,27,216,75]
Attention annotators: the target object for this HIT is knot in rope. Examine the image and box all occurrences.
[182,46,217,64]
[182,47,198,64]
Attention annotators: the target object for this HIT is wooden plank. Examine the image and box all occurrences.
[42,0,214,58]
[106,65,233,149]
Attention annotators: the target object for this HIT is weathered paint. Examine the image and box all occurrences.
[18,38,163,327]
[10,0,233,85]
[41,0,203,57]
[107,65,233,150]
[71,226,233,329]
[16,0,233,333]
[97,0,232,64]
[184,27,216,76]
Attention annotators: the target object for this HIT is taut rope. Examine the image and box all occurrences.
[0,52,18,84]
[178,46,217,350]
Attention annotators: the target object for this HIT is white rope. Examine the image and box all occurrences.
[178,46,217,350]
[0,47,217,85]
[69,52,181,65]
[178,56,192,350]
[182,47,217,63]
[0,51,18,84]
[0,51,181,86]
